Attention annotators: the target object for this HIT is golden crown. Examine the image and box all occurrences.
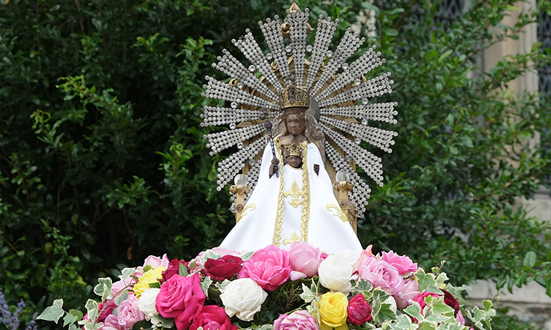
[278,84,310,109]
[284,143,303,158]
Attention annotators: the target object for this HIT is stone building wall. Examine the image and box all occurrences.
[467,1,551,328]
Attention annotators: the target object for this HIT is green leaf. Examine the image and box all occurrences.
[68,309,84,321]
[384,28,398,37]
[119,268,136,280]
[63,312,78,327]
[201,276,213,297]
[179,262,189,276]
[483,300,493,312]
[523,251,536,268]
[404,301,424,322]
[439,50,453,63]
[85,299,99,322]
[93,277,113,301]
[300,283,317,303]
[37,299,64,323]
[361,2,380,13]
[115,291,128,306]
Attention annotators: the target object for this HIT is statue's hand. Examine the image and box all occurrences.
[269,158,279,178]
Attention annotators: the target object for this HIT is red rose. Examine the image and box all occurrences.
[347,294,372,325]
[443,290,460,316]
[156,273,205,330]
[202,255,243,280]
[161,258,188,284]
[190,305,239,330]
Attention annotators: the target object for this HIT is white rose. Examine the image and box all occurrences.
[318,254,354,293]
[220,278,268,321]
[138,288,161,324]
[334,249,361,271]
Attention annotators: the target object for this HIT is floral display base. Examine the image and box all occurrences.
[38,243,496,330]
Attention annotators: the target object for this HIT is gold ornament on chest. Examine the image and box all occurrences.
[282,181,305,208]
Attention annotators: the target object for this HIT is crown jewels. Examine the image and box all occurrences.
[278,84,310,109]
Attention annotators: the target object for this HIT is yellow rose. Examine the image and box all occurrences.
[319,292,349,330]
[133,266,166,298]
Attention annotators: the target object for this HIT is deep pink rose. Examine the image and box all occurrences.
[156,273,206,330]
[190,305,239,330]
[202,255,243,280]
[414,290,460,316]
[238,245,291,291]
[394,279,420,309]
[358,257,404,295]
[288,242,323,280]
[161,258,189,284]
[412,291,463,324]
[413,292,439,309]
[381,251,418,275]
[347,294,372,325]
[98,300,117,322]
[116,295,144,330]
[274,310,319,330]
[100,315,122,330]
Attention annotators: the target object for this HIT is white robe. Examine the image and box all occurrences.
[221,139,363,254]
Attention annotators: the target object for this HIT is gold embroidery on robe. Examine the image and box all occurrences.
[326,204,349,223]
[237,204,256,223]
[283,232,302,246]
[283,181,304,208]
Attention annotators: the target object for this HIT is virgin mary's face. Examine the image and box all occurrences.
[286,113,305,136]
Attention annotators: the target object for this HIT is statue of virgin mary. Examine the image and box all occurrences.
[220,87,363,254]
[201,1,398,254]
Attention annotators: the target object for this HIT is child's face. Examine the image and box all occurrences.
[286,155,302,168]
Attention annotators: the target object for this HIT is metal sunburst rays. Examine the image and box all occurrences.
[201,3,398,214]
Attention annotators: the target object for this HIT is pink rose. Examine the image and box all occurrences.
[288,242,323,281]
[100,315,122,330]
[190,305,239,330]
[394,279,420,309]
[381,251,418,275]
[358,257,404,295]
[156,273,206,330]
[274,310,319,330]
[111,276,136,298]
[238,245,291,291]
[143,254,170,268]
[357,245,374,267]
[116,295,145,330]
[347,294,372,325]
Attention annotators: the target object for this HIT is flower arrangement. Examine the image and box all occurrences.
[38,243,496,330]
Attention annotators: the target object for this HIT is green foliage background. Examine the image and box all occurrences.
[0,0,550,328]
